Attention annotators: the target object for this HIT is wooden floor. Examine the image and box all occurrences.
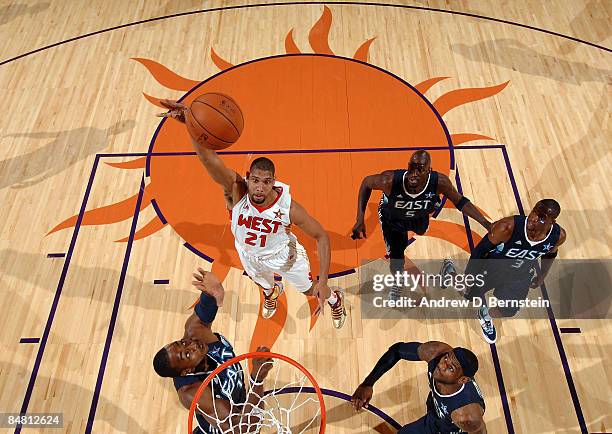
[0,1,610,433]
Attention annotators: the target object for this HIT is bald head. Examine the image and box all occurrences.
[410,150,431,166]
[405,150,432,189]
[535,199,561,219]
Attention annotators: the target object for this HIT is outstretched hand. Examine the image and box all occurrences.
[157,99,188,124]
[251,346,274,383]
[351,220,367,240]
[312,280,331,316]
[351,384,373,411]
[192,267,225,307]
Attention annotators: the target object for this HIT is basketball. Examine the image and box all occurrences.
[185,93,244,150]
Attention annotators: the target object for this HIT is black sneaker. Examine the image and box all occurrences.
[388,285,403,301]
[477,306,497,343]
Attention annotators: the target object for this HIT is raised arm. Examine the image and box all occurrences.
[183,268,226,335]
[417,341,454,362]
[469,217,514,260]
[351,171,394,239]
[451,403,487,433]
[351,341,452,410]
[437,174,491,231]
[289,200,331,309]
[157,100,246,204]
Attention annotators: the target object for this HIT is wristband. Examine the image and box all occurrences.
[194,292,218,323]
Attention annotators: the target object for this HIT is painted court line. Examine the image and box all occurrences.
[538,282,588,433]
[560,328,582,334]
[98,143,500,159]
[84,177,146,432]
[46,253,66,258]
[85,146,518,432]
[183,241,214,263]
[153,279,170,284]
[500,147,588,434]
[14,155,101,434]
[454,165,515,434]
[78,148,516,432]
[274,386,402,429]
[19,338,40,344]
[1,1,608,68]
[150,199,167,224]
[15,145,588,434]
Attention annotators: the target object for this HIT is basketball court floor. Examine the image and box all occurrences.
[0,1,610,433]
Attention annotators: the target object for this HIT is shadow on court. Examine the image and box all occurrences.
[451,39,610,85]
[1,121,134,190]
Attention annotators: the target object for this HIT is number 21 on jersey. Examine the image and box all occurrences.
[245,232,268,247]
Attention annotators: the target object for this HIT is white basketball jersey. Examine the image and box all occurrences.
[231,180,295,256]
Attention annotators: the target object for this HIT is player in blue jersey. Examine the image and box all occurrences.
[153,269,273,433]
[441,199,566,343]
[352,341,486,433]
[351,150,491,299]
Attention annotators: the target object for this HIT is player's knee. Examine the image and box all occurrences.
[498,305,520,317]
[464,286,485,301]
[413,219,429,236]
[464,291,482,303]
[413,227,427,236]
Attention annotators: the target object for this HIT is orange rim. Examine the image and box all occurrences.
[187,351,326,433]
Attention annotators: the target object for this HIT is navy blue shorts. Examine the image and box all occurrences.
[398,414,437,434]
[379,215,430,259]
[464,260,532,316]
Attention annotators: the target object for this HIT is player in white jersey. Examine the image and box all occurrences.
[159,100,347,329]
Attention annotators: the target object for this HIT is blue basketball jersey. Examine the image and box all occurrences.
[426,355,485,433]
[379,170,441,221]
[488,215,561,277]
[173,334,246,434]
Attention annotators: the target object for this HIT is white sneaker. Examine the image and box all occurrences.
[329,290,347,329]
[262,282,283,319]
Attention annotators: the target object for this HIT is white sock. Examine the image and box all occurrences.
[327,291,339,305]
[263,287,274,297]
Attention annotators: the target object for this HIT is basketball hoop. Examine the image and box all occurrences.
[188,351,326,434]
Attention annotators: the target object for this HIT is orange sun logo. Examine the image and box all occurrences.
[49,6,507,350]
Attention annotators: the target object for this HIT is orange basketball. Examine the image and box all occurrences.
[185,93,244,150]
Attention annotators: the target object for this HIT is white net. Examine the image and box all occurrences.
[190,355,324,434]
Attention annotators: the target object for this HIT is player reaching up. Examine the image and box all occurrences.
[158,99,347,329]
[153,269,273,433]
[352,341,486,433]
